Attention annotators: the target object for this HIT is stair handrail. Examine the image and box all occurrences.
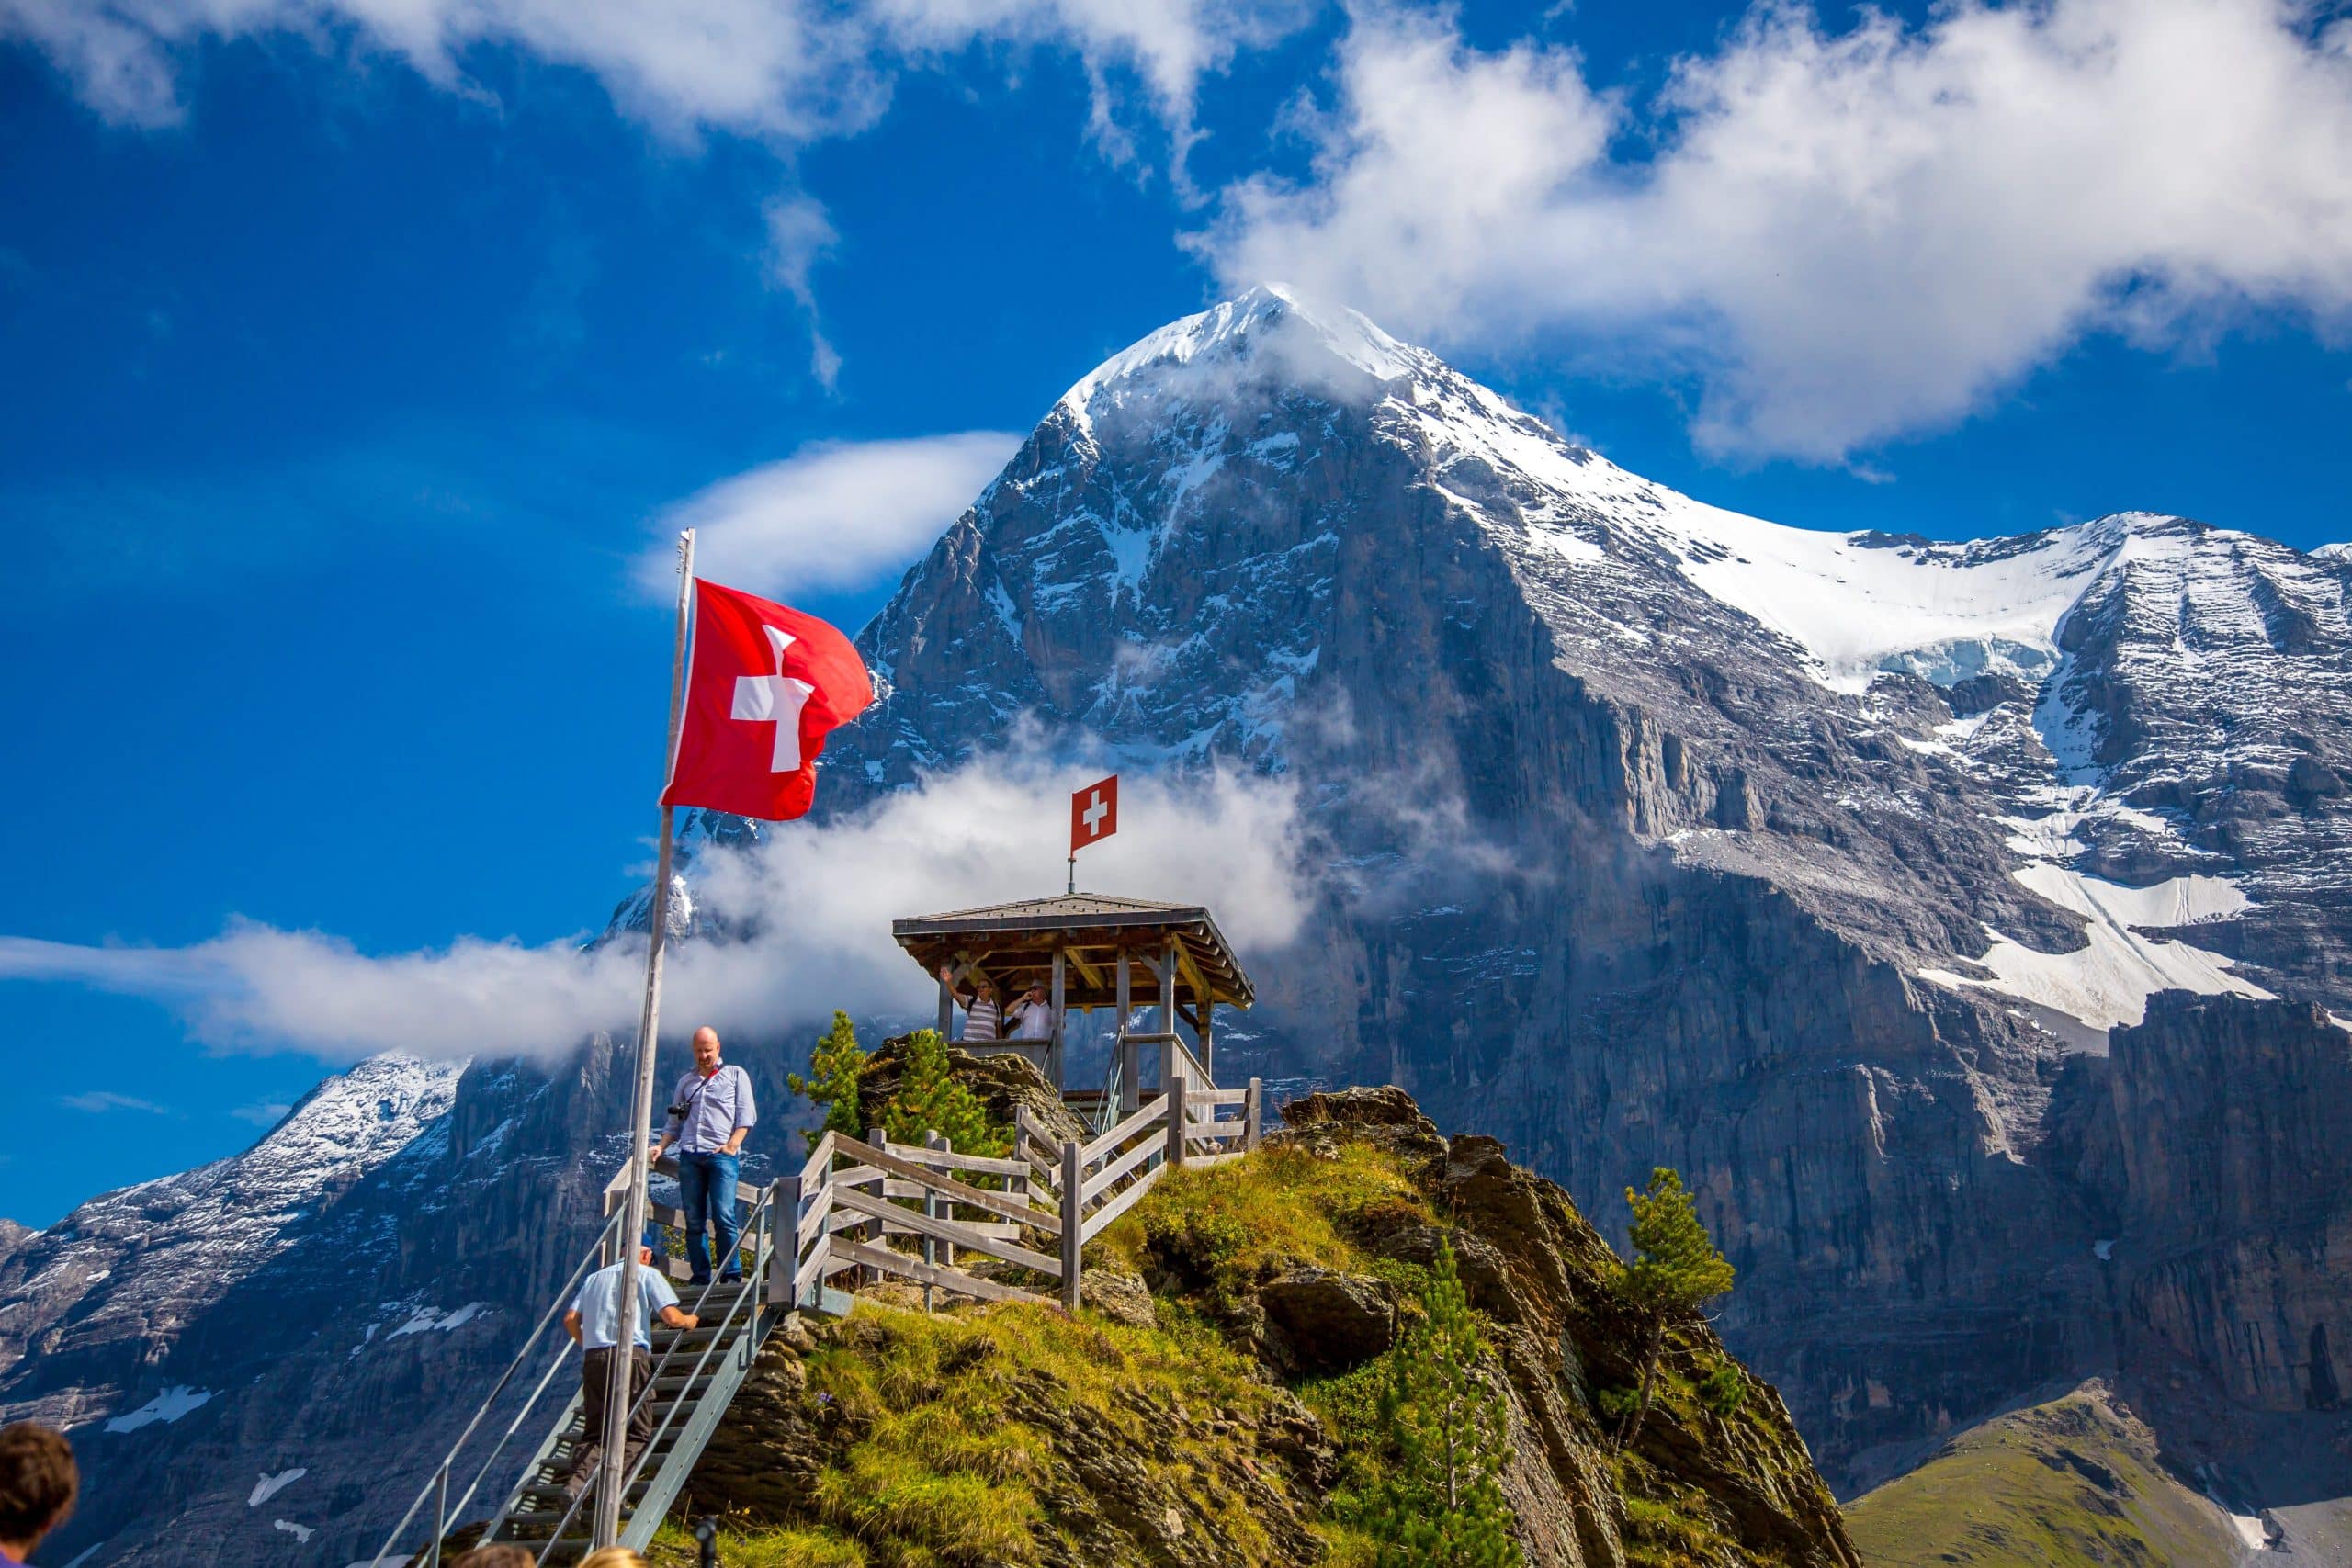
[519,1182,777,1557]
[365,1203,626,1567]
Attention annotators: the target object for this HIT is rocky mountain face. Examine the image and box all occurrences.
[822,288,2352,1508]
[0,1042,810,1566]
[7,285,2349,1560]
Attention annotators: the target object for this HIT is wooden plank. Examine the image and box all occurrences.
[832,1136,1062,1236]
[1019,1139,1062,1190]
[847,1213,1024,1244]
[1187,1088,1249,1107]
[797,1184,834,1250]
[1060,945,1103,990]
[1060,1141,1082,1311]
[1165,1064,1187,1169]
[769,1176,801,1307]
[879,1141,1029,1179]
[1187,1149,1248,1169]
[1245,1078,1262,1151]
[1081,1095,1168,1165]
[1080,1159,1165,1243]
[831,1238,1052,1308]
[1080,1133,1162,1205]
[793,1235,834,1294]
[796,1132,836,1189]
[1186,1120,1247,1142]
[831,1185,1063,1277]
[1174,942,1213,1018]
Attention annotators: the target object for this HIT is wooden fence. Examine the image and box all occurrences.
[769,1072,1264,1313]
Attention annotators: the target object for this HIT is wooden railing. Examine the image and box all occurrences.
[773,1073,1264,1314]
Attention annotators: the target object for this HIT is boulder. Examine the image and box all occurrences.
[1258,1267,1396,1373]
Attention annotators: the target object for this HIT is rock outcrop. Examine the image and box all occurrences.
[683,1078,1860,1568]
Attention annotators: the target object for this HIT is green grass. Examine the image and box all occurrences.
[1844,1384,2242,1568]
[648,1517,866,1567]
[693,1292,1309,1566]
[1092,1141,1434,1313]
[661,1140,1505,1566]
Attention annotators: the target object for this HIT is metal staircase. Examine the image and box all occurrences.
[367,1164,793,1566]
[482,1259,769,1562]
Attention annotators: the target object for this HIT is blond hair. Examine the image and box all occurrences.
[577,1551,648,1568]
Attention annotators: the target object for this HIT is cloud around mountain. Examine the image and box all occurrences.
[1200,0,2352,461]
[0,755,1311,1063]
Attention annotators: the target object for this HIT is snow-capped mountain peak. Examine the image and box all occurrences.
[1058,282,1428,428]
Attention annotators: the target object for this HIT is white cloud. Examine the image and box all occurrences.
[0,925,646,1062]
[872,0,1316,181]
[1204,0,2352,460]
[59,1089,173,1115]
[637,431,1021,600]
[0,756,1310,1062]
[0,0,888,136]
[0,0,1306,163]
[764,194,845,389]
[230,1100,297,1126]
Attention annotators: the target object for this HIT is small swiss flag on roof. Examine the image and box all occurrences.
[1070,774,1119,855]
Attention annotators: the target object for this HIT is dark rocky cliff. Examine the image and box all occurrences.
[2062,992,2352,1416]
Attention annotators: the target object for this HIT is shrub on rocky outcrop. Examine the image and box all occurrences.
[787,1011,868,1153]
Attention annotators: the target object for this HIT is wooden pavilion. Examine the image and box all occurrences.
[890,893,1254,1111]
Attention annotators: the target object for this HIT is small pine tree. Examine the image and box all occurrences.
[1697,1360,1747,1418]
[880,1028,1010,1158]
[1612,1167,1736,1452]
[1363,1238,1524,1568]
[787,1010,868,1153]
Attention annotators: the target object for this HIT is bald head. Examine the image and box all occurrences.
[692,1027,721,1073]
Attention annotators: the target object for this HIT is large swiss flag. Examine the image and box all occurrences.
[662,579,873,822]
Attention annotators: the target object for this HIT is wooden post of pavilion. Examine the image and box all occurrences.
[1116,947,1136,1117]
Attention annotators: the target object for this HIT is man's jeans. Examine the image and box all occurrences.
[675,1150,741,1282]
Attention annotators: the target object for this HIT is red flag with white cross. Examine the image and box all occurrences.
[662,579,873,822]
[1070,774,1118,855]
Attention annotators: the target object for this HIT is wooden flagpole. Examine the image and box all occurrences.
[597,527,696,1546]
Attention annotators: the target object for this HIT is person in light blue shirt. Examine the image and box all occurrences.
[651,1026,758,1286]
[649,1029,757,1288]
[562,1240,697,1498]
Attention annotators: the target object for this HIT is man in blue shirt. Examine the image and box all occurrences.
[562,1239,698,1498]
[650,1027,758,1286]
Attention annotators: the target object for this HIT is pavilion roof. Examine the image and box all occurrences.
[891,892,1255,1010]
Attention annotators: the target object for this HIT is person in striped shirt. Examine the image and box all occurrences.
[937,964,1001,1041]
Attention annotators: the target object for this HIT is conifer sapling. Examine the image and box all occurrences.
[1364,1237,1523,1568]
[1612,1167,1736,1452]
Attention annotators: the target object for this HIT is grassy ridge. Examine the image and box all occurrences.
[1843,1382,2242,1568]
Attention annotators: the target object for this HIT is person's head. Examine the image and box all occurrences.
[577,1549,647,1568]
[1024,983,1046,1004]
[692,1026,722,1070]
[976,977,998,999]
[0,1421,77,1556]
[450,1544,538,1568]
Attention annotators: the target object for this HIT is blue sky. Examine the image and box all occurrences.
[3,0,2349,1226]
